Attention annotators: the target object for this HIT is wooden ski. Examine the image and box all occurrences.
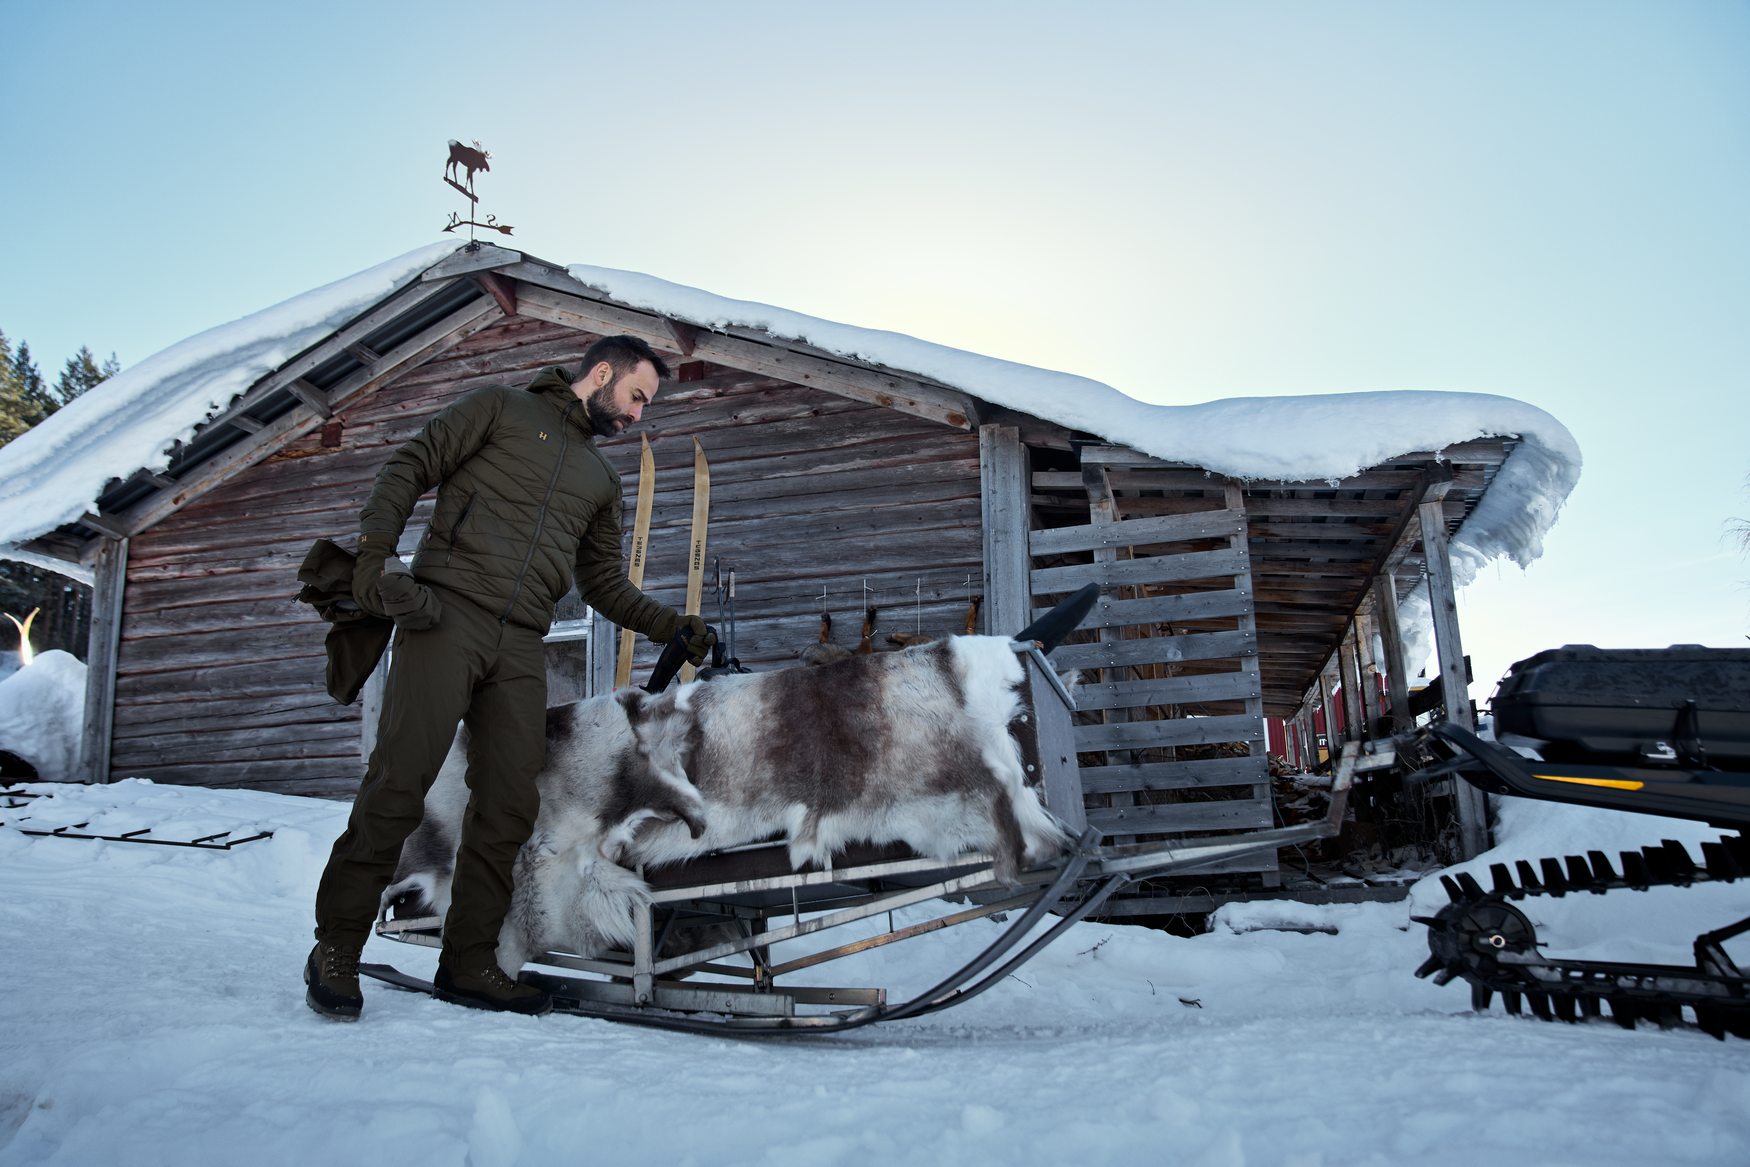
[680,436,710,684]
[614,434,656,690]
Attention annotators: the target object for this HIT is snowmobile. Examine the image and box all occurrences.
[1407,646,1750,1038]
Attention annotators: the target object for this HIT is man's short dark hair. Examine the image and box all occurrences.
[581,335,671,384]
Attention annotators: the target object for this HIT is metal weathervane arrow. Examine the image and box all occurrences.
[442,138,514,241]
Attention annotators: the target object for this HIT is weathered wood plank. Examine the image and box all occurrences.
[81,537,128,784]
[1074,713,1262,752]
[979,426,1029,638]
[1030,546,1250,593]
[1035,586,1252,628]
[1085,799,1273,834]
[1079,754,1269,793]
[1027,509,1247,557]
[1050,629,1256,672]
[1070,670,1260,711]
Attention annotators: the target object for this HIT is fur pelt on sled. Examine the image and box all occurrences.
[382,635,1071,974]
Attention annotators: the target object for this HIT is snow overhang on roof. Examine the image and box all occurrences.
[0,242,1579,615]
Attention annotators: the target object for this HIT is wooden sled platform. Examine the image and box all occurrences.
[364,746,1363,1036]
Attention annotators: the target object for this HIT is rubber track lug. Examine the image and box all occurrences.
[1456,871,1487,901]
[1566,855,1603,894]
[1553,994,1578,1022]
[1587,850,1618,884]
[1700,841,1742,882]
[1516,860,1543,893]
[1414,954,1445,979]
[1471,984,1493,1012]
[1621,850,1651,890]
[1503,990,1523,1015]
[1440,875,1464,903]
[1490,863,1518,897]
[1609,998,1637,1029]
[1540,857,1569,897]
[1528,992,1552,1020]
[1662,840,1696,884]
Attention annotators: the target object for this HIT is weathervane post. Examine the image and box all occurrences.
[443,139,514,244]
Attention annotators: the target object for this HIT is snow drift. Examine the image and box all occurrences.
[0,650,86,782]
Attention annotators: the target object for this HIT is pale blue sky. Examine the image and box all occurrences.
[4,0,1748,697]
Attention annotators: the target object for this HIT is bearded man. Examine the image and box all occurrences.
[304,334,713,1021]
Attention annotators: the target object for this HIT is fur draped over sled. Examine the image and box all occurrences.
[381,636,1071,974]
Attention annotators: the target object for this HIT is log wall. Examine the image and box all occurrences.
[108,316,984,793]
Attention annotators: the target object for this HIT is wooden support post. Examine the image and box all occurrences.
[587,608,617,697]
[979,426,1029,638]
[79,537,127,784]
[1419,498,1488,858]
[1319,669,1340,764]
[1373,575,1414,734]
[1339,624,1365,745]
[1356,610,1382,736]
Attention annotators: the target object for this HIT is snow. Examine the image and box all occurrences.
[0,241,461,551]
[0,651,86,782]
[2,778,1745,1166]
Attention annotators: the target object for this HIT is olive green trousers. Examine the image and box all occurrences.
[313,585,547,971]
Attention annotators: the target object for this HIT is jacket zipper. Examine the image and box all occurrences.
[444,490,479,565]
[500,400,577,624]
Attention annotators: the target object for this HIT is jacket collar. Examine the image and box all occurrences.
[527,366,595,440]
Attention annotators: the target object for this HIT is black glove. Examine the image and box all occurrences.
[650,609,717,667]
[351,534,392,619]
[376,557,443,631]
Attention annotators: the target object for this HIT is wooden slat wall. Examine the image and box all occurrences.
[110,318,602,794]
[597,375,983,678]
[1027,454,1276,879]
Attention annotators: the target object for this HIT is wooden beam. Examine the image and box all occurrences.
[979,425,1029,638]
[1030,546,1250,594]
[512,279,978,432]
[77,512,131,539]
[344,342,382,366]
[286,378,332,419]
[229,415,266,434]
[79,537,127,784]
[420,243,522,280]
[474,271,519,318]
[1339,623,1365,744]
[1028,508,1246,557]
[1420,495,1489,858]
[587,608,616,696]
[1373,573,1413,734]
[662,318,698,357]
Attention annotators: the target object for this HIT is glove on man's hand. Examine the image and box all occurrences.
[351,534,392,619]
[376,557,443,631]
[649,609,717,667]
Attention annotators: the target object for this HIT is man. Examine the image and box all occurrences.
[305,334,713,1021]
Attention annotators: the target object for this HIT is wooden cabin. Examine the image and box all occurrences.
[9,242,1556,896]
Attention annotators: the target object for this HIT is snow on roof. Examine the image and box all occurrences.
[0,241,462,556]
[0,244,1579,636]
[571,261,1582,593]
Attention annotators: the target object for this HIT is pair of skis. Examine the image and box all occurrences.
[615,433,711,689]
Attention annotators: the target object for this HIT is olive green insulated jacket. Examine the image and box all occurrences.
[358,366,666,636]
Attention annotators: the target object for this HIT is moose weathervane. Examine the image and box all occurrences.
[443,139,513,241]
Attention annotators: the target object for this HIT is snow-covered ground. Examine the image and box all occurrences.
[2,780,1747,1166]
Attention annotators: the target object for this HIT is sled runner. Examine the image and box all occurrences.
[1408,646,1750,1039]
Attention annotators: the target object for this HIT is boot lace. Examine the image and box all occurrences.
[473,965,522,992]
[323,944,361,980]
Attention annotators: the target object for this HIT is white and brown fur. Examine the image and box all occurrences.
[382,635,1070,975]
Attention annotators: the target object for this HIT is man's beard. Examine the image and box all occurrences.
[585,381,632,438]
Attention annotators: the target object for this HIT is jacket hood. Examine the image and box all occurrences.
[527,366,593,437]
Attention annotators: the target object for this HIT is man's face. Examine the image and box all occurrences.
[577,359,659,438]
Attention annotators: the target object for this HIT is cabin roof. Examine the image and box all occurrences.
[0,242,1579,617]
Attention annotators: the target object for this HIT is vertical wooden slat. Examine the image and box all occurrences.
[79,537,127,784]
[978,425,1029,638]
[1419,498,1488,857]
[1373,575,1414,734]
[1339,625,1365,745]
[588,609,616,696]
[1319,669,1340,763]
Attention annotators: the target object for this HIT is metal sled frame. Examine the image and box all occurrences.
[364,748,1360,1036]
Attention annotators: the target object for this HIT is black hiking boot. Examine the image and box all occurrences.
[305,941,364,1021]
[433,962,553,1016]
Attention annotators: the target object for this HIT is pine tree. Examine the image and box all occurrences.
[0,331,62,446]
[55,345,119,403]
